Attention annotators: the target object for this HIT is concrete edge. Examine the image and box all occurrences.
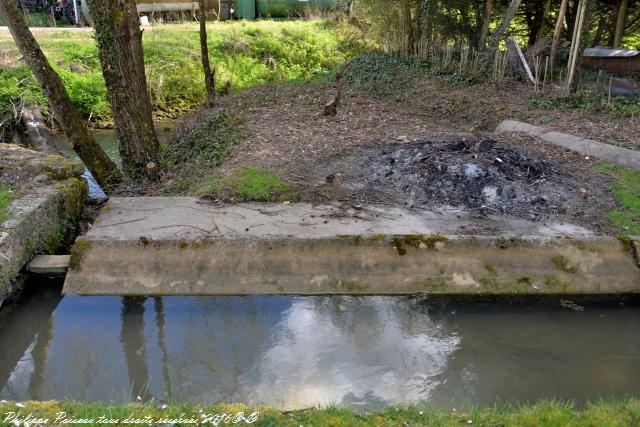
[0,151,88,305]
[63,233,640,296]
[495,119,640,170]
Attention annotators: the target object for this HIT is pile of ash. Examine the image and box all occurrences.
[354,139,603,221]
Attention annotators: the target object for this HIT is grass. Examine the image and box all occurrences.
[0,11,66,27]
[0,184,11,222]
[199,167,297,202]
[0,20,373,130]
[597,164,640,234]
[0,399,639,426]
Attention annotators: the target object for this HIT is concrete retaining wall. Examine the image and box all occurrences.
[496,119,640,170]
[63,198,640,296]
[0,145,87,306]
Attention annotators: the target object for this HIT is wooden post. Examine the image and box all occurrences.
[550,0,569,70]
[565,0,587,92]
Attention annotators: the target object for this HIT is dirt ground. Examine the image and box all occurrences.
[139,76,630,234]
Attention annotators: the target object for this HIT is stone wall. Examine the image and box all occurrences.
[0,144,87,306]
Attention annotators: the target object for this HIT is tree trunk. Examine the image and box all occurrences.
[489,0,523,53]
[403,0,415,55]
[613,0,629,48]
[0,0,121,191]
[87,0,160,180]
[550,0,569,69]
[535,0,553,43]
[478,0,494,49]
[198,0,216,105]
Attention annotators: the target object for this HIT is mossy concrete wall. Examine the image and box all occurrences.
[0,145,87,306]
[63,198,640,296]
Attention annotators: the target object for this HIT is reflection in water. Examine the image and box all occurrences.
[0,293,639,410]
[120,297,152,401]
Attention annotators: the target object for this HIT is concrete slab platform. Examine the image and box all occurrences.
[27,255,70,276]
[63,198,640,296]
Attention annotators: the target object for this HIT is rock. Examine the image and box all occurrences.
[33,173,50,184]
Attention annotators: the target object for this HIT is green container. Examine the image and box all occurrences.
[256,0,334,17]
[236,0,256,18]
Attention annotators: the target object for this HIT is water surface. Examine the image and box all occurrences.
[1,287,638,410]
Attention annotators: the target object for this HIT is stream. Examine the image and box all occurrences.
[51,123,176,198]
[1,283,638,410]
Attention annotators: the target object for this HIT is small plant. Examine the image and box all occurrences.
[203,167,297,202]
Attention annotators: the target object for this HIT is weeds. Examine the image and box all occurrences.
[597,164,640,234]
[200,167,297,202]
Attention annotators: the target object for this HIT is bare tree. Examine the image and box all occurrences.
[490,0,523,53]
[0,0,122,191]
[86,0,160,180]
[198,0,216,105]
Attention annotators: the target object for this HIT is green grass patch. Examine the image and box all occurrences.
[0,399,639,426]
[597,164,640,234]
[0,20,372,130]
[201,167,297,202]
[0,184,12,222]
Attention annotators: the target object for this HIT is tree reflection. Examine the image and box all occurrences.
[120,296,152,401]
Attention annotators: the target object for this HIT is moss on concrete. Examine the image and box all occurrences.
[69,239,92,271]
[550,254,577,274]
[369,233,386,242]
[495,237,526,249]
[329,279,366,292]
[39,155,85,181]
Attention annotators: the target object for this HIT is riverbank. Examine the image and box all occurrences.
[1,399,638,426]
[0,19,370,135]
[0,145,87,305]
[116,53,639,236]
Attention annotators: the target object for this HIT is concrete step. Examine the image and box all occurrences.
[62,198,640,296]
[28,255,70,276]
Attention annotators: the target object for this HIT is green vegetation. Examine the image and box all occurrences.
[162,113,242,166]
[200,167,297,202]
[529,90,640,119]
[597,164,640,234]
[0,184,12,222]
[343,53,429,96]
[0,20,372,130]
[1,399,639,426]
[0,11,65,27]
